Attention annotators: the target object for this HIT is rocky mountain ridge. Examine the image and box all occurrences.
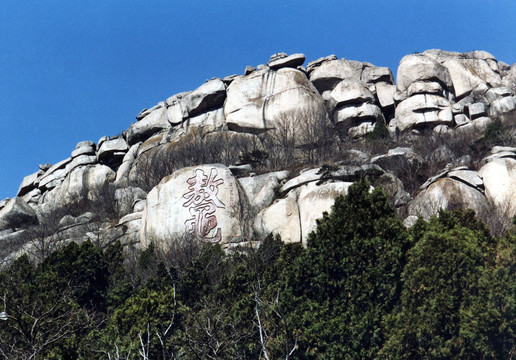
[1,49,516,264]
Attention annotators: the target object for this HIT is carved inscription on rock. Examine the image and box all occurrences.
[182,168,225,242]
[141,164,243,251]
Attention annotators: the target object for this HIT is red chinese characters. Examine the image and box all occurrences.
[182,168,226,242]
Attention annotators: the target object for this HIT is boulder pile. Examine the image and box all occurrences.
[1,49,516,264]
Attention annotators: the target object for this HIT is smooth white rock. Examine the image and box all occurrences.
[334,103,383,130]
[166,102,187,125]
[375,82,396,108]
[479,158,516,217]
[184,79,226,117]
[297,181,352,246]
[330,80,375,106]
[224,68,325,133]
[396,53,452,93]
[254,190,301,243]
[309,58,363,93]
[408,178,488,219]
[141,164,245,251]
[126,107,170,145]
[394,94,453,131]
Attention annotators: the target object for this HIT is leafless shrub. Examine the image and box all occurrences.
[153,233,205,279]
[478,197,516,238]
[183,298,249,360]
[261,109,339,171]
[130,129,262,192]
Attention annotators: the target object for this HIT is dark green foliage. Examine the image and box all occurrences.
[483,117,506,145]
[316,163,339,185]
[367,120,390,141]
[41,241,110,311]
[285,180,411,358]
[2,185,516,358]
[240,149,269,169]
[380,210,513,359]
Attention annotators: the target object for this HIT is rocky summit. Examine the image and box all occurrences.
[1,49,516,264]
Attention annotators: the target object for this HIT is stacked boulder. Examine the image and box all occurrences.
[405,146,516,226]
[307,55,394,137]
[392,50,516,135]
[1,50,516,264]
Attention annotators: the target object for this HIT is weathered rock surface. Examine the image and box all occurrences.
[254,190,301,244]
[268,53,305,69]
[330,79,375,106]
[297,181,353,246]
[141,164,246,251]
[0,197,39,231]
[393,94,453,131]
[184,79,226,117]
[17,171,42,197]
[115,187,147,217]
[238,171,289,214]
[43,165,116,208]
[255,180,353,245]
[309,58,363,93]
[423,49,502,99]
[224,67,325,133]
[97,137,129,163]
[397,53,453,93]
[479,157,516,217]
[71,141,96,158]
[3,49,516,264]
[408,177,489,219]
[371,147,423,173]
[127,107,170,145]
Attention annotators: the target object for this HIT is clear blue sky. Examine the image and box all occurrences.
[1,0,515,200]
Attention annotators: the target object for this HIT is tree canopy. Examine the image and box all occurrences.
[1,180,515,359]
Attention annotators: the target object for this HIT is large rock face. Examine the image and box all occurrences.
[394,94,453,131]
[396,53,453,93]
[423,49,502,99]
[392,50,515,134]
[254,181,354,246]
[44,165,116,207]
[408,177,488,219]
[141,164,246,251]
[224,67,325,133]
[479,157,516,217]
[253,168,357,245]
[0,197,39,231]
[2,50,516,264]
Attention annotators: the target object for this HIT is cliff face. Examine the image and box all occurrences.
[1,50,516,263]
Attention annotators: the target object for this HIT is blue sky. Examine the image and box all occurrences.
[1,0,515,200]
